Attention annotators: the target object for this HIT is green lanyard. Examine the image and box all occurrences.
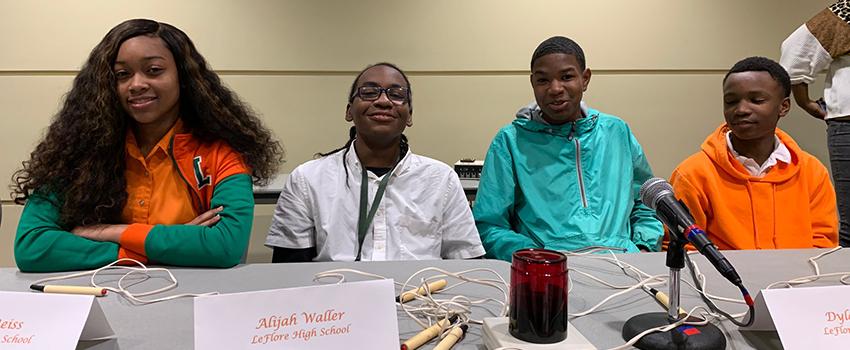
[356,166,393,260]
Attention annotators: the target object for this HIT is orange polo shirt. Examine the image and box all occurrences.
[119,120,199,260]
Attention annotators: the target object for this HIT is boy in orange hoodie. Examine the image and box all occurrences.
[669,56,838,250]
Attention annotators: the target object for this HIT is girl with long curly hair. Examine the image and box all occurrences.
[13,18,282,272]
[264,63,484,262]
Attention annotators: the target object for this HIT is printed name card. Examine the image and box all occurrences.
[194,279,399,349]
[742,285,850,349]
[0,291,115,349]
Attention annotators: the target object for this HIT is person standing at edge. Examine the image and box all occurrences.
[780,1,850,246]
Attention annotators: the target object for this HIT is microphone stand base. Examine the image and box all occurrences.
[622,312,725,350]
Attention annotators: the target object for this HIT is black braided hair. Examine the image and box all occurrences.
[317,62,413,187]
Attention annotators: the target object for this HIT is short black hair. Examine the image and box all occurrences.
[530,36,586,71]
[723,56,791,97]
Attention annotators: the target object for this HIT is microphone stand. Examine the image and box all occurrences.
[621,236,726,349]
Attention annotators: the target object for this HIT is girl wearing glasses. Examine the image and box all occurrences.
[13,19,282,272]
[266,63,485,262]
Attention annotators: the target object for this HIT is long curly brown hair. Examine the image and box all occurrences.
[12,18,283,228]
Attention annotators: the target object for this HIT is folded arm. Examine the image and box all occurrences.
[15,193,123,272]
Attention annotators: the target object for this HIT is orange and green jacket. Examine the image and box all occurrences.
[667,124,838,250]
[15,131,254,272]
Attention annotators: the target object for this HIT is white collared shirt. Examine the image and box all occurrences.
[265,143,485,261]
[726,131,792,177]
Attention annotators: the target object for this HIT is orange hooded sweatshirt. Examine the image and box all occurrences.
[667,124,838,250]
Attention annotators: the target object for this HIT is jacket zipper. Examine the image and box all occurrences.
[568,123,588,208]
[575,137,588,208]
[168,135,205,211]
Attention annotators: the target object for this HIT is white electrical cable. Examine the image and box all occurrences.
[608,306,714,350]
[314,266,509,334]
[569,273,666,317]
[681,252,746,305]
[765,247,850,289]
[561,249,667,317]
[397,267,508,328]
[30,258,217,305]
[669,247,850,321]
[562,247,750,345]
[315,248,849,349]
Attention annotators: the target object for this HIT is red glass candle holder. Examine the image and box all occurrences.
[509,248,568,343]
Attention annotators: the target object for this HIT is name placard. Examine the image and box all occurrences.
[742,285,850,349]
[194,279,399,349]
[0,291,114,349]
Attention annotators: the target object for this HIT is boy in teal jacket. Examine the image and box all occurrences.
[473,36,662,261]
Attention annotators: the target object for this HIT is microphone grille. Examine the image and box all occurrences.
[639,177,673,210]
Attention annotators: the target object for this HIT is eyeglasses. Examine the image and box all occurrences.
[352,86,409,104]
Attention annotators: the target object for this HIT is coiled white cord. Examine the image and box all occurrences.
[766,247,850,289]
[30,258,217,305]
[317,247,848,350]
[314,266,508,342]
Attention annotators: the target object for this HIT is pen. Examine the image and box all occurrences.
[400,315,458,350]
[30,284,107,297]
[433,324,467,350]
[397,279,447,303]
[642,285,685,316]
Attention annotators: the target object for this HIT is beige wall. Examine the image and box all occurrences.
[0,0,834,266]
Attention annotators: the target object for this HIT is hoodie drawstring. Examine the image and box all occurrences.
[567,121,576,141]
[771,184,778,248]
[745,181,759,248]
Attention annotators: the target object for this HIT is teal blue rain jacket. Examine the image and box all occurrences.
[473,103,663,261]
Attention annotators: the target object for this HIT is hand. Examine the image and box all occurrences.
[800,99,827,120]
[72,224,127,243]
[185,206,224,226]
[792,84,827,120]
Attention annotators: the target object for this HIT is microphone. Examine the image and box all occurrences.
[640,177,742,285]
